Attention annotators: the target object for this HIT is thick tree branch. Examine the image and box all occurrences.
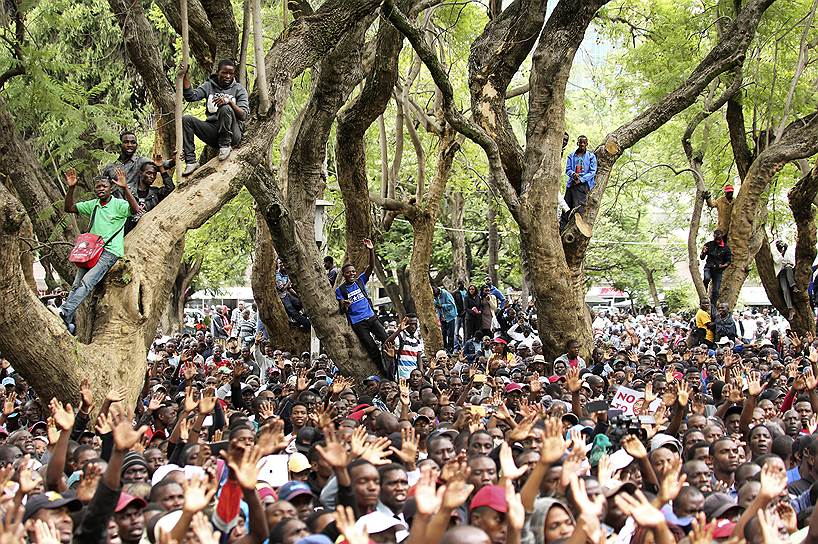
[383,0,521,213]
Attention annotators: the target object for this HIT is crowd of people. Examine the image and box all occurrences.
[21,86,818,543]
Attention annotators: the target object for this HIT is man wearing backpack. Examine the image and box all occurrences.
[336,239,388,372]
[60,168,139,331]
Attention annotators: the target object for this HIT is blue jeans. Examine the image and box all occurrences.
[61,250,119,323]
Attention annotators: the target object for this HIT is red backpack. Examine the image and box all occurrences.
[68,205,124,269]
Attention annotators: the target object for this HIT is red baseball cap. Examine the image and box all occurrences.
[504,383,523,393]
[469,485,507,513]
[115,493,147,513]
[724,185,734,192]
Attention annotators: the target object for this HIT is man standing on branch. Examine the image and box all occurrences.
[60,168,139,331]
[700,229,732,308]
[179,59,249,176]
[563,135,597,221]
[336,239,388,373]
[704,184,735,236]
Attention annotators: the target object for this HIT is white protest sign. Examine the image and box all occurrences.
[610,386,645,416]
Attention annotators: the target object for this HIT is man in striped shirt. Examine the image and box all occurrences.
[385,314,424,380]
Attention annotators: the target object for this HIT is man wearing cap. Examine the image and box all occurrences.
[278,480,316,521]
[704,184,734,236]
[112,493,148,544]
[468,484,509,544]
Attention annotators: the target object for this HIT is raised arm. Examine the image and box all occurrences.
[362,238,375,278]
[112,168,140,214]
[64,169,78,213]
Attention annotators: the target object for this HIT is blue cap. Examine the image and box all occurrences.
[278,481,314,501]
[364,375,381,383]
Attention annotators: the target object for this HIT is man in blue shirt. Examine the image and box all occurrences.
[433,286,458,353]
[336,239,388,373]
[564,135,597,217]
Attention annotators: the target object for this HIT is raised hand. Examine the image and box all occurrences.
[2,393,15,417]
[147,392,164,412]
[676,381,691,407]
[413,464,442,516]
[190,512,221,544]
[748,371,763,397]
[31,519,61,544]
[183,386,198,414]
[0,504,24,544]
[399,379,410,405]
[565,367,582,393]
[657,457,686,505]
[389,427,418,467]
[198,387,217,415]
[65,169,78,187]
[505,478,526,531]
[759,463,787,502]
[359,437,392,466]
[688,513,714,544]
[79,378,94,414]
[49,398,75,432]
[614,490,666,528]
[621,435,647,460]
[105,386,126,404]
[256,418,289,455]
[441,478,474,510]
[113,167,127,188]
[221,445,262,490]
[539,417,567,465]
[112,418,148,452]
[76,463,103,503]
[334,506,369,544]
[507,412,537,442]
[315,428,350,469]
[362,238,374,250]
[183,472,217,513]
[17,455,39,495]
[499,442,528,480]
[568,473,603,519]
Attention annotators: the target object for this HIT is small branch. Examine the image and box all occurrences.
[506,83,529,99]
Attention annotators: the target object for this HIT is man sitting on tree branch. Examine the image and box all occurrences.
[60,168,140,332]
[336,239,388,375]
[179,59,249,176]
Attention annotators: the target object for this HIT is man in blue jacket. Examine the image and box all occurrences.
[336,239,388,372]
[179,59,250,176]
[564,135,597,216]
[434,286,458,353]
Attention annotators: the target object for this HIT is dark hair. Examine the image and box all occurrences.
[269,518,300,544]
[377,463,406,479]
[405,313,417,319]
[217,58,237,70]
[120,130,136,141]
[92,175,113,186]
[140,162,158,172]
[323,255,334,264]
[341,262,354,272]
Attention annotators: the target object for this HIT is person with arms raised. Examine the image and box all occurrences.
[59,168,139,332]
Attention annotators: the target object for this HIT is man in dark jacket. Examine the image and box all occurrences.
[711,303,738,342]
[700,229,732,308]
[179,59,250,176]
[125,159,175,232]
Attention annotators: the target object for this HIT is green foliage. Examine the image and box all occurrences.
[184,188,255,293]
[663,284,697,314]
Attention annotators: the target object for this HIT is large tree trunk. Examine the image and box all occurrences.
[107,0,176,155]
[787,163,818,334]
[718,115,818,306]
[251,212,309,353]
[445,189,469,285]
[158,250,202,333]
[373,255,406,316]
[487,199,499,284]
[336,0,414,268]
[247,12,383,380]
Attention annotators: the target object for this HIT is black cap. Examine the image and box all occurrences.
[295,426,321,454]
[24,491,82,521]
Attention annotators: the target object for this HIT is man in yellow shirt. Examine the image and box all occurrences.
[694,300,715,345]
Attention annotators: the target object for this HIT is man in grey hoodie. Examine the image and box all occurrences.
[179,59,250,176]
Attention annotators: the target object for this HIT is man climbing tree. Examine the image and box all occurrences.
[336,239,387,374]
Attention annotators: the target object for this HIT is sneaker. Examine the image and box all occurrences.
[218,147,232,160]
[182,162,200,176]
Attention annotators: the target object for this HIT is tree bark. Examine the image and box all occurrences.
[247,12,383,380]
[153,0,238,72]
[718,114,818,307]
[107,0,176,155]
[786,163,818,334]
[444,188,468,284]
[158,251,202,333]
[373,254,406,316]
[487,198,499,284]
[251,212,310,353]
[335,0,413,268]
